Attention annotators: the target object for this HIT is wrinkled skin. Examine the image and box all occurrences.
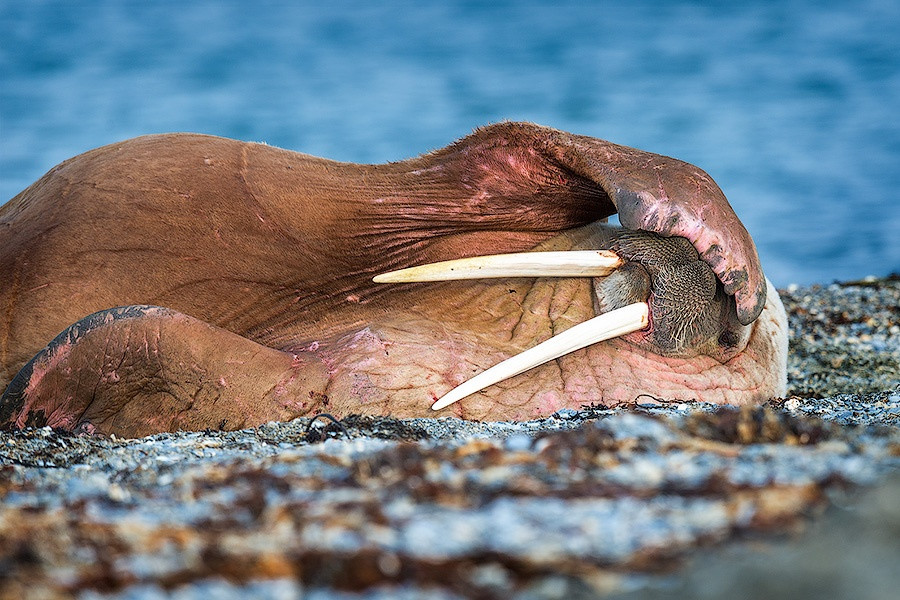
[0,122,786,437]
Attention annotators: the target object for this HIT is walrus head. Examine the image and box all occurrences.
[370,224,765,410]
[309,221,787,420]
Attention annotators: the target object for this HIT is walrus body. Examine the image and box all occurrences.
[0,123,787,437]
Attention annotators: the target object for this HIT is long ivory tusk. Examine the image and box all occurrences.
[373,250,622,283]
[431,302,649,411]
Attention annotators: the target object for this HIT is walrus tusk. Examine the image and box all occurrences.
[373,250,623,283]
[431,302,650,410]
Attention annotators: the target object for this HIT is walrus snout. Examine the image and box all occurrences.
[595,229,751,362]
[372,223,758,409]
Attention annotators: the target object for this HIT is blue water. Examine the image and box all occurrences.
[1,0,898,286]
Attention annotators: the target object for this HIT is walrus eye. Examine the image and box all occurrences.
[374,250,649,410]
[372,250,622,282]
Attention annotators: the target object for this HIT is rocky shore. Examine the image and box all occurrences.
[1,277,898,599]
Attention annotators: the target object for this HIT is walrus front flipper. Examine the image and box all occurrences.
[456,122,766,324]
[0,306,330,438]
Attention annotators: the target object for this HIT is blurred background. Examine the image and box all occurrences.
[1,0,898,286]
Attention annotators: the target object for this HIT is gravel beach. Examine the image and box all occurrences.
[1,278,898,599]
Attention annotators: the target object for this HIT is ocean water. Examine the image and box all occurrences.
[1,0,898,286]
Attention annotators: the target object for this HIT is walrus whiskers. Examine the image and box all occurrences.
[372,250,623,283]
[431,302,649,410]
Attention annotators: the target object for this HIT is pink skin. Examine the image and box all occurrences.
[311,276,787,422]
[16,342,77,430]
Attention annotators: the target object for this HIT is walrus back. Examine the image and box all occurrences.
[0,134,270,389]
[0,133,393,390]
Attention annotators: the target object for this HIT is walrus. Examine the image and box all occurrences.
[0,122,787,437]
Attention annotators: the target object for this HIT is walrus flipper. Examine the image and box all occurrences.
[466,122,766,324]
[0,306,330,438]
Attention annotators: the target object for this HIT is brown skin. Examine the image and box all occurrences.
[0,123,782,437]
